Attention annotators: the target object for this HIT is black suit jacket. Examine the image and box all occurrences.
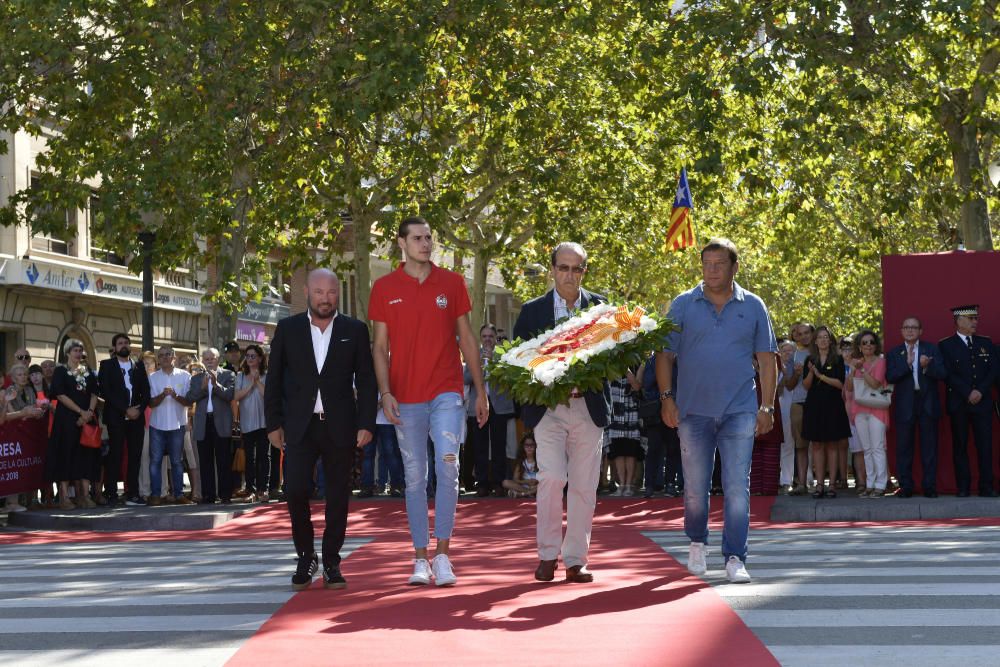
[512,288,611,429]
[265,312,377,448]
[98,357,150,425]
[885,341,946,422]
[939,333,996,415]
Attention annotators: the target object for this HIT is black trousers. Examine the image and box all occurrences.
[473,411,511,489]
[198,419,232,502]
[242,428,271,494]
[285,416,353,568]
[950,408,994,494]
[895,410,939,493]
[104,416,146,499]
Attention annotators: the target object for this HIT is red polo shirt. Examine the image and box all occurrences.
[369,262,471,403]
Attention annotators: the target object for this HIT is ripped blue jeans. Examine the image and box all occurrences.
[395,392,466,549]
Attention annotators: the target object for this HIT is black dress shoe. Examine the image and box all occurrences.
[924,491,938,498]
[897,490,913,498]
[475,487,491,498]
[323,566,347,590]
[957,491,970,498]
[980,490,999,498]
[357,488,374,499]
[534,559,557,582]
[565,565,594,583]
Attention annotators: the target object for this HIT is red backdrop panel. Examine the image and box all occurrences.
[881,251,1000,494]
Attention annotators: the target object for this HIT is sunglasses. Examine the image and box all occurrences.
[244,353,259,359]
[555,264,585,275]
[15,354,30,360]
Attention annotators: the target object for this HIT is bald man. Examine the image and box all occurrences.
[265,269,378,591]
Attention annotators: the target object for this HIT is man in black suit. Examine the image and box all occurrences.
[939,305,997,497]
[885,317,947,498]
[512,241,610,584]
[265,269,377,591]
[98,333,150,506]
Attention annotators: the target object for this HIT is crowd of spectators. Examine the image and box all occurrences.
[3,304,998,513]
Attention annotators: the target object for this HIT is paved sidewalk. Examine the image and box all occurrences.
[770,492,1000,522]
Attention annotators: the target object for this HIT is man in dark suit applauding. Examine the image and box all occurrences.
[265,269,377,591]
[98,333,150,506]
[886,317,947,497]
[513,242,610,584]
[939,305,997,497]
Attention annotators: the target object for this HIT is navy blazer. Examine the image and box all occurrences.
[885,341,946,422]
[264,312,377,448]
[98,357,150,425]
[511,288,611,429]
[938,333,997,414]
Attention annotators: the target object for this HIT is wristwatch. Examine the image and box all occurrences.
[659,390,675,401]
[758,406,775,415]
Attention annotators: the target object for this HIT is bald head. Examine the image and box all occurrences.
[305,268,340,321]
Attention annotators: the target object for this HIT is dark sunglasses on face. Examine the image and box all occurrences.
[245,353,258,359]
[15,354,30,360]
[555,264,585,275]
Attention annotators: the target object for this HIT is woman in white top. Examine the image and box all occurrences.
[234,344,269,502]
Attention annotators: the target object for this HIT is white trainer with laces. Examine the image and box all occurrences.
[725,555,751,583]
[687,542,707,575]
[408,558,432,585]
[431,553,457,586]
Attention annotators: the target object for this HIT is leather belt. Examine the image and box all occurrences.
[313,412,326,421]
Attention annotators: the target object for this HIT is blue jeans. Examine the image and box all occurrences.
[678,412,756,563]
[361,425,404,489]
[149,427,185,498]
[395,392,466,549]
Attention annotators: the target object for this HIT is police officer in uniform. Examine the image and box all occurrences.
[939,305,997,497]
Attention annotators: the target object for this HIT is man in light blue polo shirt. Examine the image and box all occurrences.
[656,238,777,583]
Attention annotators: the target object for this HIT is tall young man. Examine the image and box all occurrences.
[657,238,777,584]
[370,216,489,587]
[98,333,150,506]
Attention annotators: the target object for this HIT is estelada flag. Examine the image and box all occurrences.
[665,168,695,251]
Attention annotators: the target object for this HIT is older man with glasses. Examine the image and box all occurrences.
[885,318,946,498]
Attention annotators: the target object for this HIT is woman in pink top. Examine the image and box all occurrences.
[845,330,890,497]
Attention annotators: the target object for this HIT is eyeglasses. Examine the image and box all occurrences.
[15,354,30,360]
[901,325,920,330]
[244,353,258,359]
[555,264,585,275]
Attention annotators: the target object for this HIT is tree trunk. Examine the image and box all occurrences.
[470,249,490,335]
[352,208,373,325]
[210,163,252,346]
[957,124,994,250]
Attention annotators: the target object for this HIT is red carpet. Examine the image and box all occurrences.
[227,500,778,667]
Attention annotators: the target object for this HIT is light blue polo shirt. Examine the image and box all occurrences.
[665,281,777,419]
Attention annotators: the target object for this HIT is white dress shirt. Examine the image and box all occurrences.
[553,290,583,321]
[309,310,337,413]
[907,342,920,390]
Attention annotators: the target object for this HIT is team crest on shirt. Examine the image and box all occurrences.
[435,294,448,309]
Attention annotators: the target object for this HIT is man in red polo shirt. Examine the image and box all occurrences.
[370,216,489,587]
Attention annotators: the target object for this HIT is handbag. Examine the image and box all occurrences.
[80,422,102,448]
[852,376,893,409]
[232,446,246,473]
[638,397,662,428]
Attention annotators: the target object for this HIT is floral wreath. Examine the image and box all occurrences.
[488,303,675,408]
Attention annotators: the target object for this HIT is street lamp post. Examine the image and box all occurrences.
[138,230,155,352]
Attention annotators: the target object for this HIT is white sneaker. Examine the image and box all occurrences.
[622,485,635,497]
[408,558,432,585]
[431,554,457,587]
[725,555,751,583]
[687,542,707,575]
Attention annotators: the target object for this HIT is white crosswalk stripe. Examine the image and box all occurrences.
[645,526,1000,667]
[0,537,371,667]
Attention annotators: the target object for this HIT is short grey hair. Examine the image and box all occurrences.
[202,347,219,358]
[63,338,85,355]
[550,242,588,267]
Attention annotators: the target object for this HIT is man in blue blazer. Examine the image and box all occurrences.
[885,317,947,497]
[938,305,997,497]
[512,242,610,584]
